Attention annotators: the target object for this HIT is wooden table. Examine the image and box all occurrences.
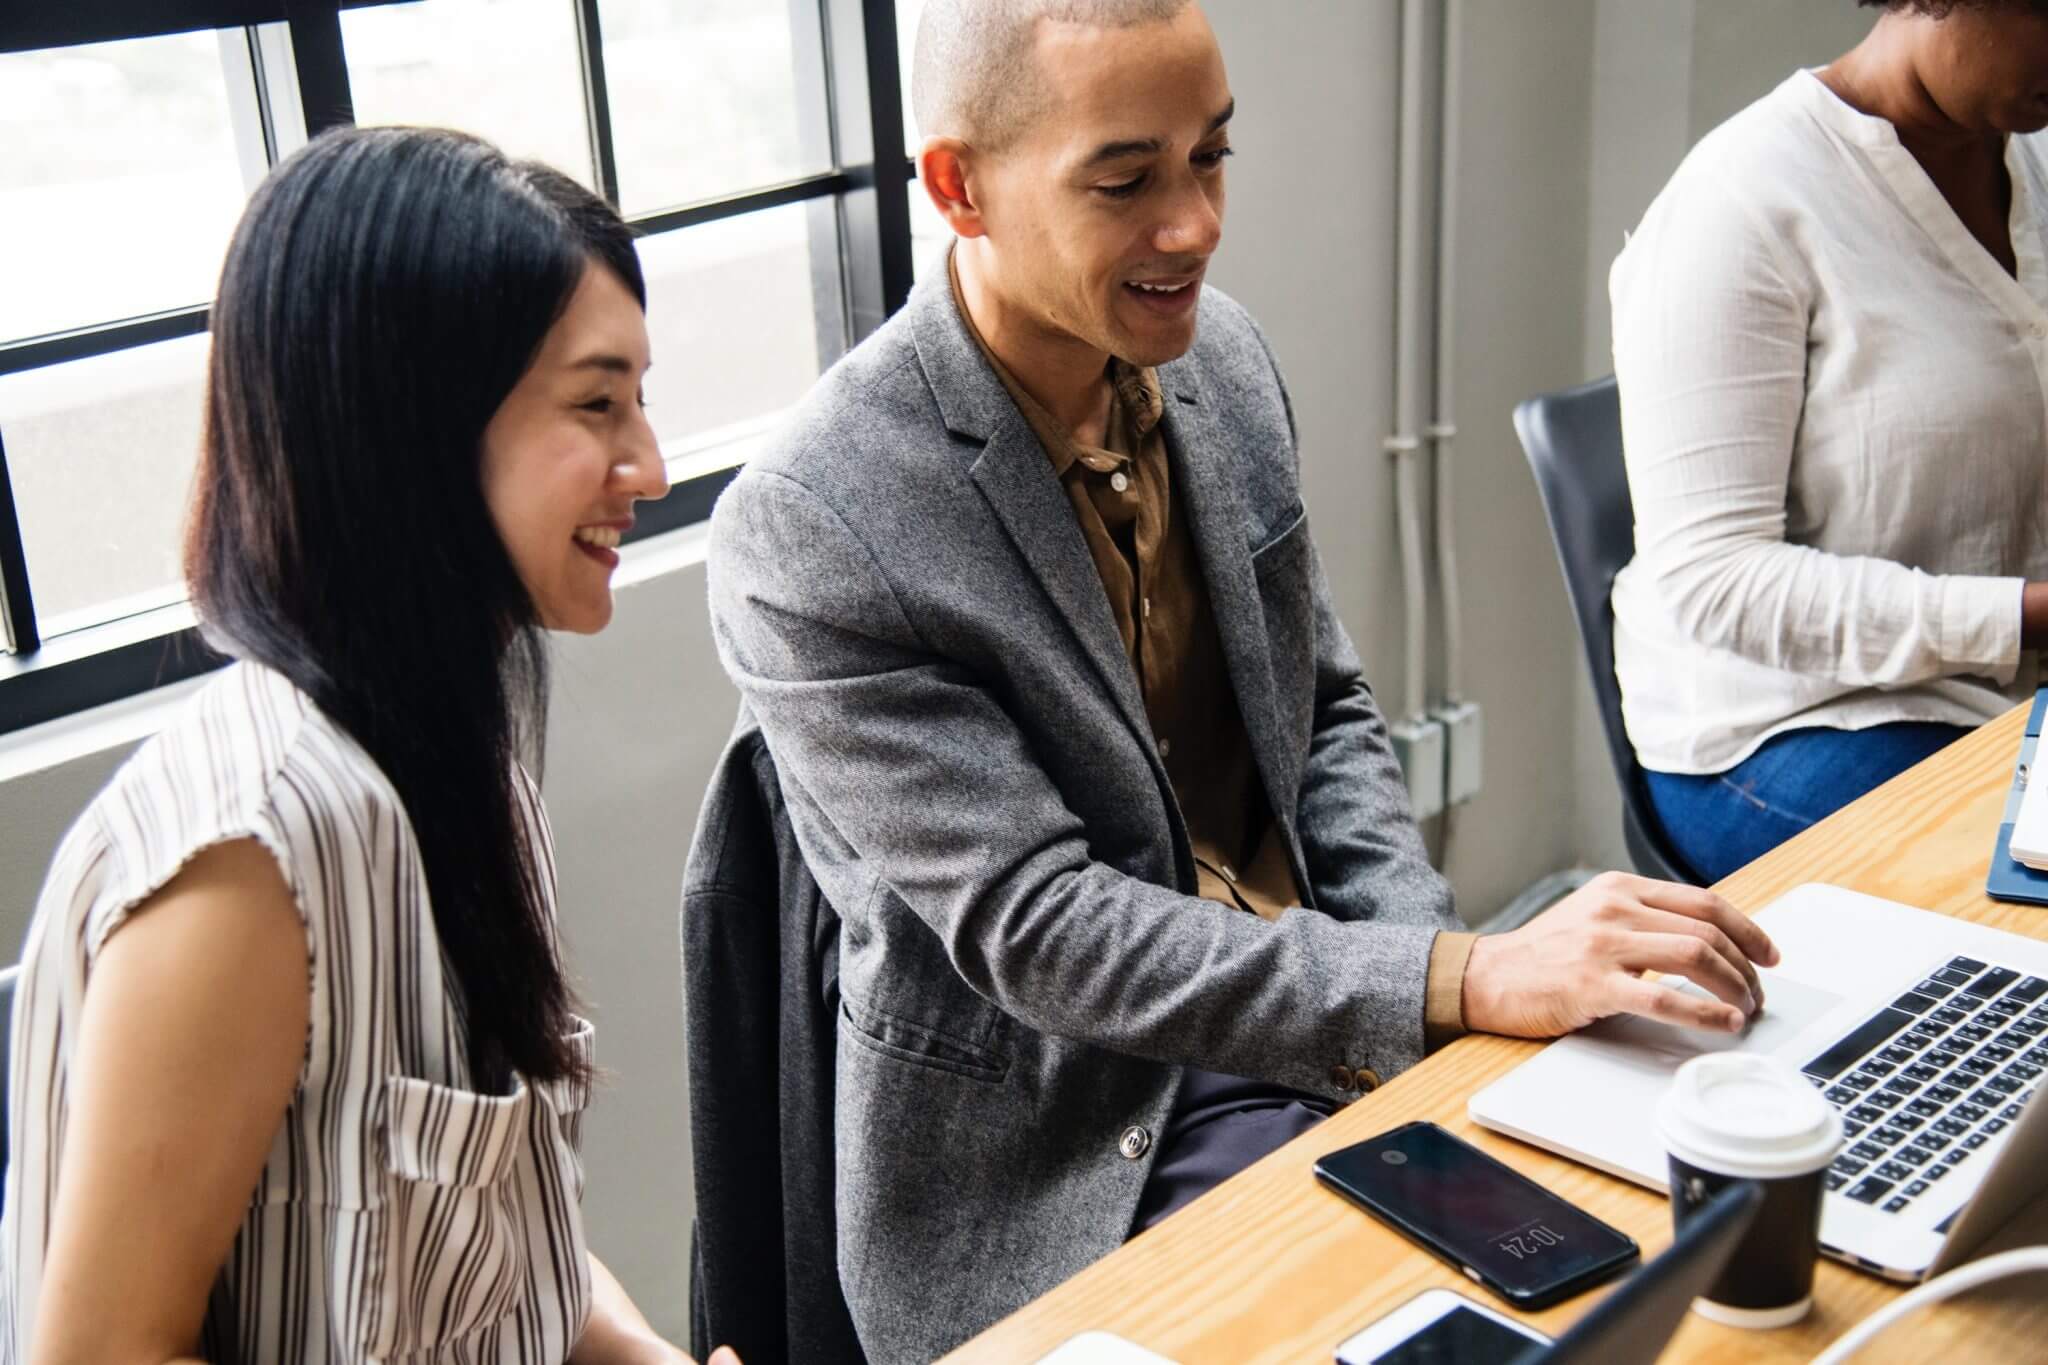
[942,704,2048,1363]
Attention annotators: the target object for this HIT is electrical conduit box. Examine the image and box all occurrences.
[1389,714,1446,820]
[1435,699,1482,807]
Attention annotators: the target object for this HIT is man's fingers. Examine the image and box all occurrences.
[1612,973,1747,1034]
[1621,932,1758,1015]
[1630,878,1779,967]
[1635,909,1762,1007]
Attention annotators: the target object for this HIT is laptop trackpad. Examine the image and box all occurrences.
[1468,972,1849,1189]
[1580,973,1846,1071]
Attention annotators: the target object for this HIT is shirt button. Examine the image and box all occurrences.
[1142,596,1152,619]
[1157,737,1172,759]
[1356,1068,1382,1093]
[1119,1125,1152,1159]
[1110,471,1130,493]
[1329,1064,1355,1090]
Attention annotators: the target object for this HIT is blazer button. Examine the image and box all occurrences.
[1329,1064,1355,1091]
[1356,1068,1382,1093]
[1119,1126,1152,1160]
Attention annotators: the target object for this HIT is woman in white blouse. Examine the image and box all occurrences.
[0,129,739,1365]
[1610,0,2048,882]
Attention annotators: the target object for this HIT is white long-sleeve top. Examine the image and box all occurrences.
[1610,70,2048,775]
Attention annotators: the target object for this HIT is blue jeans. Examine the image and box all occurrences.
[1645,722,1969,884]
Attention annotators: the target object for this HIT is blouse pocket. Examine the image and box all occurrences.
[355,1074,534,1360]
[535,1015,596,1201]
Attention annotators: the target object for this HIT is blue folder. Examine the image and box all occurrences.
[1986,687,2048,905]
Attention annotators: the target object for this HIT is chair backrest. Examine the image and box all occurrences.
[682,715,864,1365]
[1,964,15,1212]
[1513,377,1697,884]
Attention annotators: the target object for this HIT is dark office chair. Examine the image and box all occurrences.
[1514,376,1699,885]
[1,965,14,1215]
[682,710,865,1365]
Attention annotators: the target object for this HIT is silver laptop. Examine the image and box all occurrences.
[1468,884,2048,1282]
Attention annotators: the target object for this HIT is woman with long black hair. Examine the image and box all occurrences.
[0,127,736,1365]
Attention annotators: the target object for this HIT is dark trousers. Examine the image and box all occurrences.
[1130,1068,1335,1235]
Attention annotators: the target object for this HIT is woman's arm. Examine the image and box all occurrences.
[29,838,309,1365]
[569,1254,737,1365]
[1613,164,2027,686]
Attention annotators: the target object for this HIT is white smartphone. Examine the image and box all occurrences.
[1033,1330,1179,1364]
[1334,1288,1550,1364]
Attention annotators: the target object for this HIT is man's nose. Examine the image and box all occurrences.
[1156,180,1222,258]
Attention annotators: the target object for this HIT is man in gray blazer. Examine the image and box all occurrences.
[707,1,1777,1357]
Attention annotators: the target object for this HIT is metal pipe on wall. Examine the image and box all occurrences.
[1389,0,1431,727]
[1431,0,1466,706]
[1385,0,1448,829]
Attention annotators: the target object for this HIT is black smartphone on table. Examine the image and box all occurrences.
[1313,1120,1639,1310]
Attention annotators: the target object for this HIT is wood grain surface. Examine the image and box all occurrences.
[941,704,2048,1364]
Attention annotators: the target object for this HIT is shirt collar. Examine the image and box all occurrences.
[948,250,1163,476]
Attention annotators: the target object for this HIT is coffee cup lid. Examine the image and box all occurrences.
[1657,1053,1843,1180]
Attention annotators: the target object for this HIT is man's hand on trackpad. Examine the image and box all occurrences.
[1461,871,1781,1038]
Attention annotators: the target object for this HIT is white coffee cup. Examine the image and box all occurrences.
[1657,1053,1844,1328]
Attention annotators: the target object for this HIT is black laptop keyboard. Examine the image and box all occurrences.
[1801,956,2045,1217]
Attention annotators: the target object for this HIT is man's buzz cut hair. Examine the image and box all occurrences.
[910,0,1193,151]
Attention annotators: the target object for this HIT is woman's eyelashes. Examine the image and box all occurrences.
[1094,145,1234,200]
[576,390,649,416]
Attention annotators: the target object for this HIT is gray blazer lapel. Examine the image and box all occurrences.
[967,423,1153,743]
[908,273,1153,749]
[1157,369,1299,823]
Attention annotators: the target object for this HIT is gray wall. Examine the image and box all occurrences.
[543,548,730,1337]
[1206,0,1599,917]
[1690,0,1879,140]
[0,0,1655,1341]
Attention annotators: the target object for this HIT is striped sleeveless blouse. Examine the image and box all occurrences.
[0,662,593,1363]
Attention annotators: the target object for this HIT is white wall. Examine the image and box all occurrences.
[0,0,1625,1341]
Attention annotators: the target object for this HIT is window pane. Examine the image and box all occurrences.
[342,0,595,189]
[907,174,951,283]
[897,0,925,149]
[0,336,210,635]
[0,31,247,343]
[899,0,946,284]
[600,0,829,216]
[638,204,822,456]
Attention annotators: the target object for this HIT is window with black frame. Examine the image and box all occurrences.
[0,0,915,734]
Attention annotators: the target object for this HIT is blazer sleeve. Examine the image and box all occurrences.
[708,466,1449,1090]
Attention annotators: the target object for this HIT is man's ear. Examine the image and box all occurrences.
[917,138,988,239]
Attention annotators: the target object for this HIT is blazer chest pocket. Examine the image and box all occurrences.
[354,1074,534,1359]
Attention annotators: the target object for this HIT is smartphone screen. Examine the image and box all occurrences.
[1315,1121,1638,1307]
[1336,1305,1544,1364]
